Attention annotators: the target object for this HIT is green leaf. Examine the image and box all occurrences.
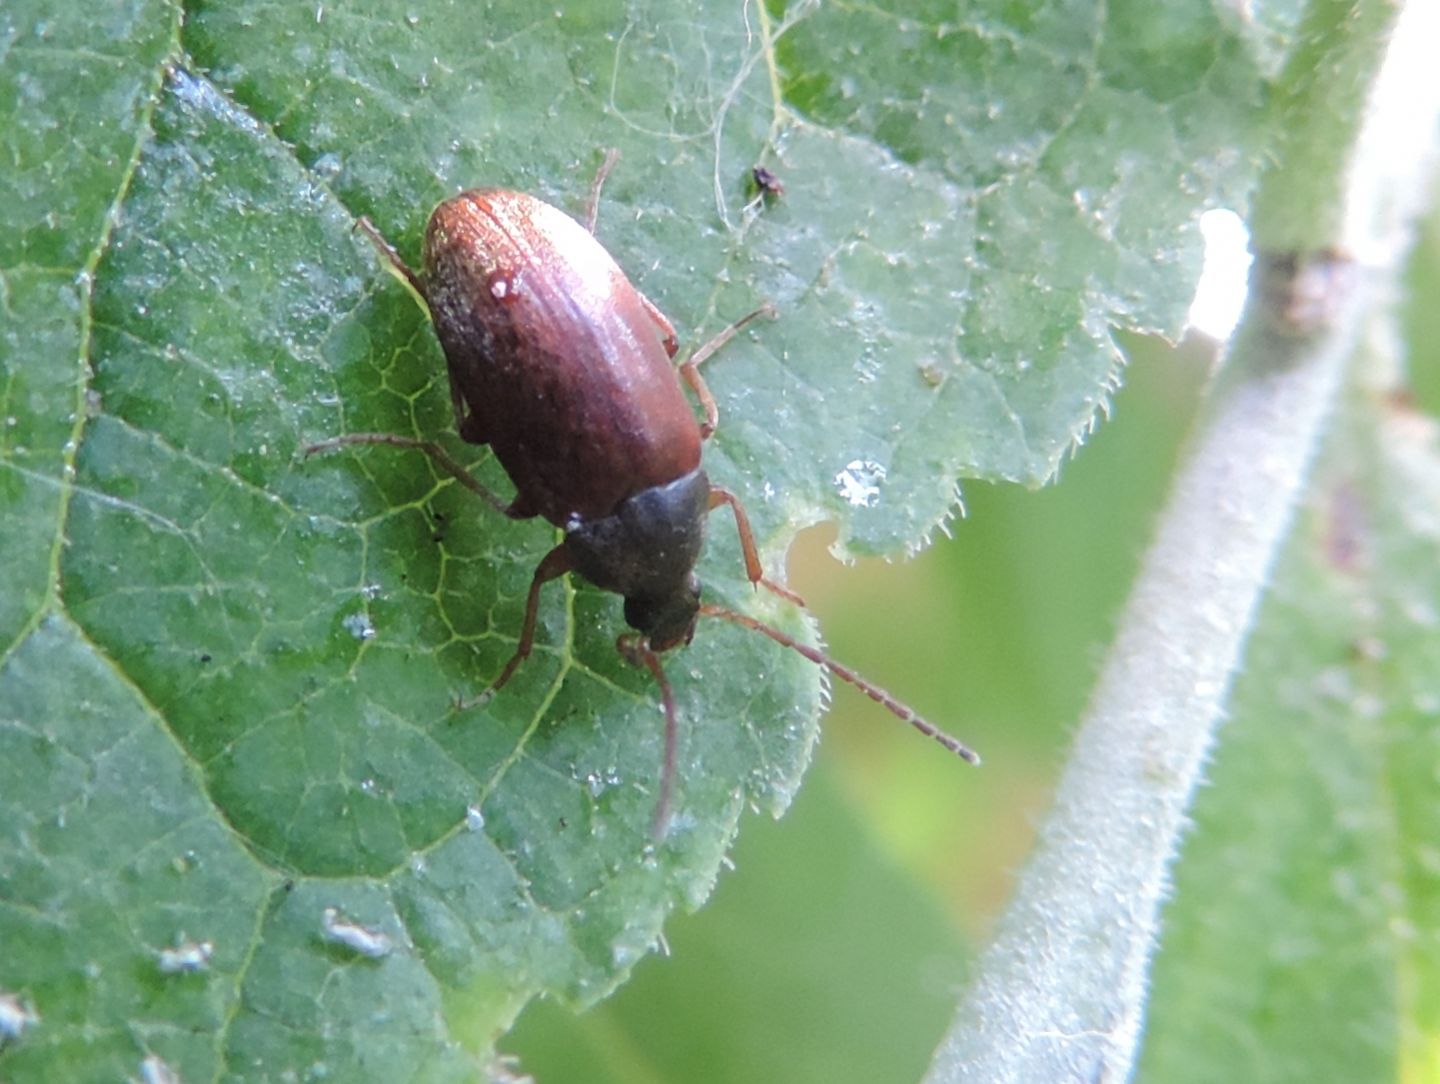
[505,766,968,1084]
[0,617,279,1082]
[1,0,1267,1078]
[183,0,1262,551]
[0,0,177,651]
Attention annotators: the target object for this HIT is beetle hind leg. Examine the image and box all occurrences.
[679,304,778,440]
[448,365,493,447]
[584,148,621,235]
[304,432,518,519]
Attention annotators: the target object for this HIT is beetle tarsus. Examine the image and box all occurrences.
[758,578,805,607]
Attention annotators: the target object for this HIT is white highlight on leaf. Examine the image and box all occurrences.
[321,907,393,959]
[1186,208,1252,341]
[834,459,888,508]
[342,611,376,640]
[157,937,214,975]
[138,1054,181,1084]
[0,992,39,1044]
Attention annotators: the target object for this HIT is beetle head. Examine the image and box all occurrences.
[624,574,701,652]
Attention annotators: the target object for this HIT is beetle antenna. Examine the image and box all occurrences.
[699,604,981,765]
[617,634,680,840]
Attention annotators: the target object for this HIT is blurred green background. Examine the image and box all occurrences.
[502,326,1216,1081]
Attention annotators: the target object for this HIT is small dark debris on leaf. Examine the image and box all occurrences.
[918,362,945,388]
[750,165,785,200]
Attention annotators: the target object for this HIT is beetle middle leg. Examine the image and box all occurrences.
[355,216,426,301]
[582,146,775,425]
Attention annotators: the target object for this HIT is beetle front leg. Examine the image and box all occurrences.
[459,542,576,709]
[707,486,805,606]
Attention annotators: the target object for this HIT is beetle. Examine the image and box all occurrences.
[308,151,978,836]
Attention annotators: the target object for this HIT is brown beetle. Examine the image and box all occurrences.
[309,152,977,836]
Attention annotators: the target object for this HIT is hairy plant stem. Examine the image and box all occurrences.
[923,0,1434,1079]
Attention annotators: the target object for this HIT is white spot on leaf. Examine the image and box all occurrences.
[322,907,392,959]
[835,459,887,508]
[157,938,214,975]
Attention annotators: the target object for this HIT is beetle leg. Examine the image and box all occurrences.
[304,433,518,519]
[707,486,805,606]
[355,216,426,301]
[679,357,719,439]
[584,147,621,235]
[679,304,778,440]
[455,410,491,447]
[584,151,683,360]
[636,291,682,358]
[481,543,576,696]
[445,367,492,446]
[616,633,679,840]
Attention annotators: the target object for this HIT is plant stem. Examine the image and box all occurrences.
[923,0,1435,1079]
[1250,0,1401,252]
